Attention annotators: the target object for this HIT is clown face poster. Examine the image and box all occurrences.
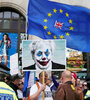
[22,40,66,71]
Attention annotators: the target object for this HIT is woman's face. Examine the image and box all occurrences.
[3,35,7,40]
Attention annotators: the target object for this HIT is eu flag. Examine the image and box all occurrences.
[27,0,90,53]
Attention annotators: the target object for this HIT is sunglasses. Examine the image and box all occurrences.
[18,82,24,86]
[83,84,87,86]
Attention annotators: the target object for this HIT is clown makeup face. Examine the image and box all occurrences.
[34,44,52,70]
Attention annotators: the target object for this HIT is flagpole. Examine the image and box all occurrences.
[43,71,45,100]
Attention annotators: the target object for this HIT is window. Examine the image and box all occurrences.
[0,7,26,33]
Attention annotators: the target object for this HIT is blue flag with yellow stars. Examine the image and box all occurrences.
[27,0,90,53]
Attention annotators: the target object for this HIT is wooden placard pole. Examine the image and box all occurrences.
[43,71,45,100]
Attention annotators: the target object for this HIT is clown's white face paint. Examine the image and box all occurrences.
[34,43,52,70]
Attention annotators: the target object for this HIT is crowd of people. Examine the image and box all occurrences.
[0,63,90,100]
[0,63,24,100]
[28,71,90,100]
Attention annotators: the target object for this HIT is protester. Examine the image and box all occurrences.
[29,71,53,100]
[4,74,12,85]
[84,77,90,100]
[83,81,88,96]
[79,82,83,89]
[72,72,84,100]
[0,63,18,100]
[17,78,24,100]
[77,79,80,86]
[54,70,80,100]
[9,74,22,97]
[46,77,57,99]
[72,72,77,86]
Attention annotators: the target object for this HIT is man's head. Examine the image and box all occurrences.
[61,70,72,83]
[17,78,24,91]
[46,77,52,85]
[77,78,80,86]
[0,63,10,81]
[30,40,55,70]
[39,71,48,84]
[83,81,87,89]
[12,74,22,86]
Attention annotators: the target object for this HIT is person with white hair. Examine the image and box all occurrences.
[23,40,65,70]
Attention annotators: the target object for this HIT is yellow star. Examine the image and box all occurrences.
[54,36,57,39]
[43,26,48,30]
[47,31,51,35]
[69,26,74,31]
[69,19,72,24]
[66,32,70,36]
[59,9,63,13]
[66,13,69,17]
[44,19,48,22]
[60,35,64,39]
[53,9,57,13]
[48,13,52,17]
